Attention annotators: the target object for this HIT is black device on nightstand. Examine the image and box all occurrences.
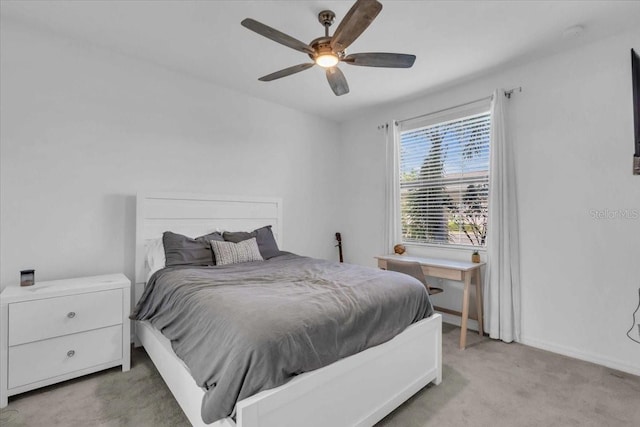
[20,270,34,287]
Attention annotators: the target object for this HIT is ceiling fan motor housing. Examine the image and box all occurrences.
[309,37,343,62]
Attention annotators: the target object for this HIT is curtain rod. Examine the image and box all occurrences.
[391,86,522,127]
[504,86,522,99]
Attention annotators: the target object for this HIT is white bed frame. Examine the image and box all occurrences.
[134,192,442,427]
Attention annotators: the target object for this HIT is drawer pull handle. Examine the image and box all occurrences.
[67,350,75,357]
[67,312,76,318]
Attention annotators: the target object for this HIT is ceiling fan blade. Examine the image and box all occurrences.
[326,67,349,96]
[343,52,416,68]
[331,0,383,52]
[258,63,315,82]
[241,18,315,55]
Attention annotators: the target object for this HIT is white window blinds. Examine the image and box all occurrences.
[398,103,491,247]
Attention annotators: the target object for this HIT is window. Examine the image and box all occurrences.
[398,105,491,247]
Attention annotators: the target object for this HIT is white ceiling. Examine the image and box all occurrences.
[2,1,639,122]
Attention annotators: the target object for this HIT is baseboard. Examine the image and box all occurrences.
[438,312,479,332]
[520,336,640,377]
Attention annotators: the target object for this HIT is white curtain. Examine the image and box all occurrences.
[384,122,402,253]
[485,89,521,343]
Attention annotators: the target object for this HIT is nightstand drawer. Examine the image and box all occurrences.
[8,289,123,346]
[8,325,122,389]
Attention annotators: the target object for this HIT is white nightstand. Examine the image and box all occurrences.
[0,273,131,407]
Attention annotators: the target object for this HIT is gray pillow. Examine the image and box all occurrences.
[163,231,224,267]
[223,225,280,259]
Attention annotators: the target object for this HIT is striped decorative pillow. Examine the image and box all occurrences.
[210,237,263,266]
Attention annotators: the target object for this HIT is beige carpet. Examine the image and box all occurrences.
[2,324,638,426]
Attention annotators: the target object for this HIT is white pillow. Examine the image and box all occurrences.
[145,238,166,281]
[210,238,263,266]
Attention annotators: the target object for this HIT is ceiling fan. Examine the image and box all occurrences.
[241,0,416,96]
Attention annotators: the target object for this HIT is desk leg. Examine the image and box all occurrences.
[460,272,471,349]
[475,267,484,336]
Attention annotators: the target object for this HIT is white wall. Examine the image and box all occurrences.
[0,18,342,289]
[338,28,640,375]
[2,12,638,378]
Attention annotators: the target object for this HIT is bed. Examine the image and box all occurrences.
[133,192,442,427]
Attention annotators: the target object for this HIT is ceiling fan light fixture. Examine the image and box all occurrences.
[315,52,339,68]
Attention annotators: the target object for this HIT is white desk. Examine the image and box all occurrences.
[376,255,484,349]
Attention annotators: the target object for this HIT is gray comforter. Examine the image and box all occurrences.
[131,253,433,423]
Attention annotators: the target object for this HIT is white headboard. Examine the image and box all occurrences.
[135,192,283,303]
